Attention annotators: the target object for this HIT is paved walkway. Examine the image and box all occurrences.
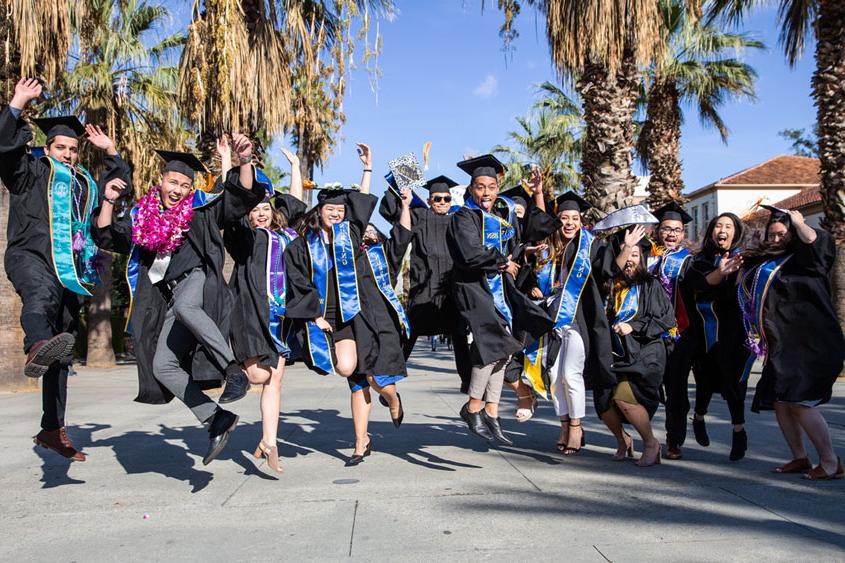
[0,347,843,562]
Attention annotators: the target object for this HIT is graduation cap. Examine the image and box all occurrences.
[499,183,531,208]
[317,184,354,205]
[592,204,658,232]
[554,191,591,214]
[424,175,458,194]
[33,116,85,144]
[456,154,505,180]
[653,201,693,224]
[759,204,789,216]
[155,150,207,182]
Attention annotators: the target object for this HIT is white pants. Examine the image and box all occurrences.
[549,326,586,419]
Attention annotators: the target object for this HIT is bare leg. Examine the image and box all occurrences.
[774,402,808,460]
[367,375,400,419]
[484,402,499,418]
[600,407,631,459]
[793,405,839,473]
[615,400,659,465]
[350,388,372,455]
[334,339,358,378]
[260,358,285,446]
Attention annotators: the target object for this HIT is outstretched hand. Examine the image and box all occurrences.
[231,133,253,163]
[215,135,230,158]
[85,124,116,155]
[356,143,372,169]
[525,165,543,196]
[103,178,127,202]
[280,146,299,165]
[623,225,646,249]
[10,78,42,108]
[718,253,743,277]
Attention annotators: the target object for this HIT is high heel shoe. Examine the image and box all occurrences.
[515,390,537,423]
[378,393,404,428]
[612,433,635,461]
[637,442,662,467]
[556,418,570,452]
[253,440,283,474]
[563,422,585,455]
[346,438,373,467]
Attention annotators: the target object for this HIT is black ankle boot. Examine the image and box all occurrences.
[729,428,747,461]
[692,415,710,447]
[481,410,513,446]
[219,364,249,404]
[460,403,493,441]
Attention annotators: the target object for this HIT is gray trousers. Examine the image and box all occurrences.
[468,357,510,404]
[152,269,235,424]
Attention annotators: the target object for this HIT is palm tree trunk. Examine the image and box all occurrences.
[814,0,845,375]
[644,79,685,208]
[85,253,115,367]
[577,51,640,218]
[0,187,34,391]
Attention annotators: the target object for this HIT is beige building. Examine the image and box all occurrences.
[683,155,820,241]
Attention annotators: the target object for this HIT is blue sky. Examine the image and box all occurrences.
[268,2,815,200]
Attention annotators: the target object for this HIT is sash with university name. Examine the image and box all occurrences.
[264,228,296,354]
[124,188,223,334]
[366,243,410,339]
[737,254,791,380]
[301,222,361,375]
[609,282,641,357]
[44,156,101,296]
[654,247,691,339]
[523,228,594,399]
[464,196,516,327]
[693,250,739,353]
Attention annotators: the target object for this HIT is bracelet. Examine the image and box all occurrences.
[105,197,116,205]
[238,155,252,165]
[363,168,372,172]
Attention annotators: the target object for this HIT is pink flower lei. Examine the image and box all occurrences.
[131,186,194,253]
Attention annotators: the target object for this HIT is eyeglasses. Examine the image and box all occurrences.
[432,196,452,203]
[659,227,685,235]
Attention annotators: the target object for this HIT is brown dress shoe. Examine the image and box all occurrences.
[25,333,76,378]
[33,428,86,461]
[666,444,683,460]
[772,457,811,474]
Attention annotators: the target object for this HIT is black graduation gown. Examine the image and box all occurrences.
[596,277,675,418]
[0,106,131,337]
[91,169,265,404]
[447,205,553,367]
[224,219,297,369]
[751,229,845,411]
[285,192,412,376]
[379,192,457,336]
[274,193,308,226]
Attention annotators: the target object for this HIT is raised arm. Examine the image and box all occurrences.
[280,147,303,202]
[216,135,232,179]
[0,78,44,194]
[356,143,372,194]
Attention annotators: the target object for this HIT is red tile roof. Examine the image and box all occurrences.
[719,155,820,185]
[746,185,822,221]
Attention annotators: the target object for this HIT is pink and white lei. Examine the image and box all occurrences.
[131,186,194,253]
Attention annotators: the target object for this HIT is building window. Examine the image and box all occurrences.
[692,207,699,239]
[703,202,710,224]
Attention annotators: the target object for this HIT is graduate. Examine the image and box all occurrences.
[379,174,473,393]
[447,154,553,446]
[597,227,675,466]
[520,189,614,454]
[684,213,752,461]
[223,143,305,474]
[284,145,412,466]
[743,210,844,479]
[645,202,700,460]
[92,135,264,465]
[0,78,130,461]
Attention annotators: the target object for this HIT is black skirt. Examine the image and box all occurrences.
[323,269,355,342]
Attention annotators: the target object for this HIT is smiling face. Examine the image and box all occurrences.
[159,171,194,210]
[711,216,737,251]
[428,192,452,215]
[249,202,274,229]
[514,203,526,219]
[319,203,345,230]
[767,221,792,249]
[46,135,79,167]
[658,219,685,250]
[468,175,499,212]
[363,224,380,245]
[557,210,582,241]
[624,245,641,278]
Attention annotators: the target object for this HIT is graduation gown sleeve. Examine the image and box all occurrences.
[0,106,40,195]
[448,208,508,273]
[215,167,268,228]
[274,193,307,225]
[91,201,135,255]
[384,223,412,279]
[283,236,322,321]
[344,191,378,234]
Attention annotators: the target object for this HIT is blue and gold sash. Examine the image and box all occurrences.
[265,228,294,354]
[656,247,691,338]
[523,228,593,397]
[44,156,100,295]
[366,244,410,338]
[738,254,791,367]
[464,196,516,326]
[609,283,641,357]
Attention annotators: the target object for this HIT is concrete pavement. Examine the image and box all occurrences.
[0,347,843,562]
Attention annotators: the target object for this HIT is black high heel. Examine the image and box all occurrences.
[346,438,373,466]
[378,393,404,428]
[563,422,585,455]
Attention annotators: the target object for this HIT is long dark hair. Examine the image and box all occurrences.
[743,212,796,260]
[295,206,322,238]
[700,212,745,257]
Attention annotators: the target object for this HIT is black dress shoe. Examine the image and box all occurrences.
[203,409,239,465]
[692,416,710,447]
[219,367,249,404]
[460,403,494,441]
[346,439,373,466]
[729,428,747,461]
[481,410,513,446]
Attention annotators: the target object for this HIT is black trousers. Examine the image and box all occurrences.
[694,348,748,426]
[403,324,473,393]
[663,334,700,447]
[6,256,79,431]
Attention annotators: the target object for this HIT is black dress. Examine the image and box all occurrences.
[284,192,412,376]
[751,229,845,411]
[91,169,265,404]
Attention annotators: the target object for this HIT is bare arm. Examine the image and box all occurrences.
[616,225,645,270]
[789,210,817,244]
[399,187,412,231]
[216,135,232,179]
[357,143,372,194]
[231,133,254,190]
[280,147,303,201]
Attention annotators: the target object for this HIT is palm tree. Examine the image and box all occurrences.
[643,0,762,208]
[708,0,845,368]
[0,0,74,390]
[47,0,185,367]
[493,82,581,198]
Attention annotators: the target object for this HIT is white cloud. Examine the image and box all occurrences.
[473,74,498,99]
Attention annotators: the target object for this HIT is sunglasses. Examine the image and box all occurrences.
[432,195,452,203]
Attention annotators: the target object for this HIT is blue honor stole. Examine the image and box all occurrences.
[737,254,791,375]
[264,228,293,354]
[693,250,737,353]
[464,196,516,327]
[124,188,223,334]
[302,223,362,375]
[44,156,101,295]
[657,247,691,339]
[609,283,641,357]
[523,229,594,398]
[366,244,410,338]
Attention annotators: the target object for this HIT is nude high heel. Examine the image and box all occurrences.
[254,441,283,474]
